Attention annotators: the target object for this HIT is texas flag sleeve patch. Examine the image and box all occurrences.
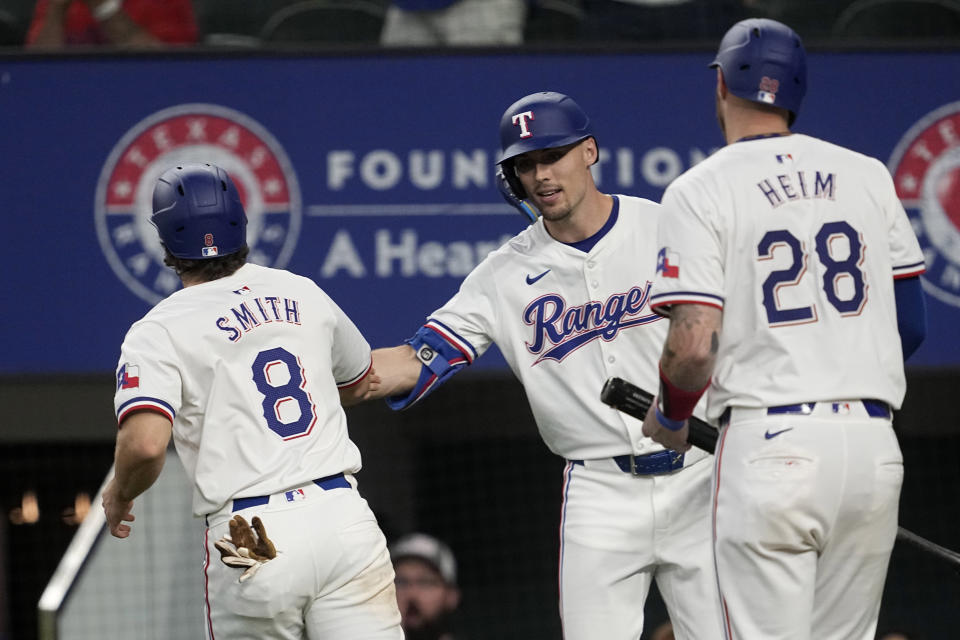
[117,363,140,390]
[656,247,680,278]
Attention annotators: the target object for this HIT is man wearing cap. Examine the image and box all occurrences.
[390,533,462,640]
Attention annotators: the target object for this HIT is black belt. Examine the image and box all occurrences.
[720,400,891,425]
[572,449,685,476]
[231,473,350,512]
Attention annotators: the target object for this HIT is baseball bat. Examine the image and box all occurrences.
[600,376,960,572]
[599,376,719,453]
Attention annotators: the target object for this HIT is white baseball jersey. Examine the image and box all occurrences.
[651,134,925,420]
[114,262,370,516]
[428,195,680,461]
[426,194,721,640]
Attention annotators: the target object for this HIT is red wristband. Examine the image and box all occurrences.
[658,363,709,421]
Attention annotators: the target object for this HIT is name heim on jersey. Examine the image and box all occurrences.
[757,170,837,208]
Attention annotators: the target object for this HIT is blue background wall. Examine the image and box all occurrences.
[2,50,959,373]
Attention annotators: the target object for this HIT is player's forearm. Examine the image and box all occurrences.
[365,346,421,400]
[112,411,171,501]
[113,450,165,502]
[660,303,722,389]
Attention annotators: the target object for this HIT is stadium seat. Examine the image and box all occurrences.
[832,0,960,38]
[0,9,24,46]
[193,0,292,47]
[260,0,386,44]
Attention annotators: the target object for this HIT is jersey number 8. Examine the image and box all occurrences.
[758,221,866,327]
[251,347,318,439]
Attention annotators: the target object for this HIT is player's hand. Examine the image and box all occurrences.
[364,368,382,399]
[102,479,136,539]
[496,166,538,223]
[214,515,277,583]
[641,398,692,454]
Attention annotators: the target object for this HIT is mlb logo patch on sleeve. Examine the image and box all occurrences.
[117,363,140,390]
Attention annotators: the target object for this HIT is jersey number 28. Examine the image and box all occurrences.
[251,347,317,439]
[758,221,866,326]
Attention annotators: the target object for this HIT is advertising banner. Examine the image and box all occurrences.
[1,51,958,372]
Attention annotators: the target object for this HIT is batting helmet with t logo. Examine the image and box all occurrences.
[496,91,596,200]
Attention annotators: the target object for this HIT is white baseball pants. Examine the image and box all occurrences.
[714,401,902,640]
[203,476,402,639]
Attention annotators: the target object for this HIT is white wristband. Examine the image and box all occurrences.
[93,0,123,21]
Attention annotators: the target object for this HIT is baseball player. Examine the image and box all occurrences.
[101,164,403,639]
[369,92,723,639]
[640,19,927,639]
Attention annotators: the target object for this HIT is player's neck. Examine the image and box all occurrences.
[545,191,613,244]
[723,112,791,145]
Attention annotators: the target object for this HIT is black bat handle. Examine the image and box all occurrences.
[600,377,720,454]
[687,417,719,455]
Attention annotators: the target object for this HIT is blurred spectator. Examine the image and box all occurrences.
[381,0,527,46]
[579,0,746,41]
[877,632,914,640]
[26,0,197,49]
[390,533,463,640]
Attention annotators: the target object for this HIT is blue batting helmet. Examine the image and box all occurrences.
[496,91,595,200]
[497,91,594,164]
[151,163,247,259]
[710,18,807,125]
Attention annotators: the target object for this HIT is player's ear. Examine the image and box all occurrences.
[582,137,599,166]
[716,68,727,100]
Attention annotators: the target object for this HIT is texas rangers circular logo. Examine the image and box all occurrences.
[889,101,960,307]
[95,104,302,304]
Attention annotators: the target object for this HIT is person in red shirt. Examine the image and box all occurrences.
[26,0,197,48]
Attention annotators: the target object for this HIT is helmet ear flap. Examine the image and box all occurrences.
[501,160,528,200]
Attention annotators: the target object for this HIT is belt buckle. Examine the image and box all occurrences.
[628,452,684,476]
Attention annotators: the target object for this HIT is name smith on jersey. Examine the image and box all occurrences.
[216,296,302,342]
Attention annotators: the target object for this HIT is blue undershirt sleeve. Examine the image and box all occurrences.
[894,276,927,361]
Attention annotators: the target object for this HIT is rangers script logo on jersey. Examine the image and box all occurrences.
[889,101,960,306]
[95,104,302,304]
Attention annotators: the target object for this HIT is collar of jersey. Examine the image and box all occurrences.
[734,131,792,144]
[564,195,620,253]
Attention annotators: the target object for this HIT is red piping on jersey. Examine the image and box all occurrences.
[558,460,576,640]
[424,323,475,364]
[893,269,926,279]
[713,425,734,640]
[651,299,724,311]
[117,405,173,427]
[337,357,374,389]
[204,527,216,640]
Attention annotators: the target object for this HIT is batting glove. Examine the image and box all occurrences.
[214,515,277,583]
